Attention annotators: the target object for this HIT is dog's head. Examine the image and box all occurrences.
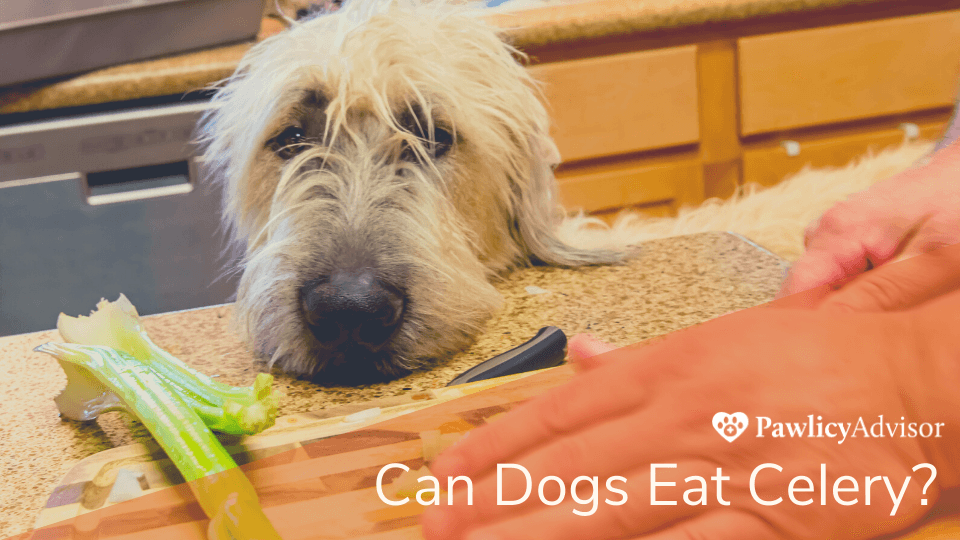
[200,0,619,383]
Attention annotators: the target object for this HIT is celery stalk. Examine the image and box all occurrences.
[38,342,235,481]
[36,342,282,540]
[56,295,276,435]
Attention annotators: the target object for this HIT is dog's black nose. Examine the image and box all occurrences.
[300,269,405,351]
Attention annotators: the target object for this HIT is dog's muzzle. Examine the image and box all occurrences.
[300,268,406,353]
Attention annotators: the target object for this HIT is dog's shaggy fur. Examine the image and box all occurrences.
[200,0,621,382]
[201,0,946,384]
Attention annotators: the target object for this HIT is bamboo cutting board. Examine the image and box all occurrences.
[29,364,960,540]
[31,368,564,539]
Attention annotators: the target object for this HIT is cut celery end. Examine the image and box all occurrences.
[56,294,278,433]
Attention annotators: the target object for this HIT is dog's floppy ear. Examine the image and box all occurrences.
[511,131,624,266]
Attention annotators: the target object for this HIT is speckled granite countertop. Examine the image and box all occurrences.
[0,231,785,537]
[0,0,928,115]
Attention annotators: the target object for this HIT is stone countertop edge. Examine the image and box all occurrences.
[487,0,899,48]
[0,231,787,537]
[0,0,905,115]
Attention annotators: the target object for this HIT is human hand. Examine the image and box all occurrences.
[814,242,960,312]
[769,242,960,312]
[779,140,960,298]
[565,334,617,370]
[422,302,960,540]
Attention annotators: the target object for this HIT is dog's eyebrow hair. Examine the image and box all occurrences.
[397,101,452,137]
[272,90,328,131]
[282,89,331,140]
[302,89,328,108]
[398,102,428,135]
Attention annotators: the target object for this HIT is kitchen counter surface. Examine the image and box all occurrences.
[0,231,786,537]
[0,0,931,116]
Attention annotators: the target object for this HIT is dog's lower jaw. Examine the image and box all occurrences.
[270,318,487,385]
[233,267,503,384]
[305,344,413,385]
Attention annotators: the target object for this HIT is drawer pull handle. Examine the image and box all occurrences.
[780,140,801,157]
[899,123,920,141]
[85,160,194,206]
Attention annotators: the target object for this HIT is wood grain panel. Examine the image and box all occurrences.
[742,120,947,187]
[739,10,960,135]
[531,46,700,163]
[697,39,743,199]
[556,155,702,213]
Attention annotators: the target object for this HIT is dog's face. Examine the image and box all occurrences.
[201,0,618,383]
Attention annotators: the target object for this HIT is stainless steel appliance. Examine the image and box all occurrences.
[0,97,238,336]
[0,0,265,87]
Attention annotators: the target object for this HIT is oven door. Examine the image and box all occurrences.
[0,101,238,336]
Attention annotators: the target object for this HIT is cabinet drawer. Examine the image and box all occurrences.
[531,46,700,163]
[742,120,946,187]
[556,157,703,214]
[739,10,960,135]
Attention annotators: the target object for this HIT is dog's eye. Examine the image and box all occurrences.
[271,126,309,159]
[400,127,454,162]
[431,127,453,159]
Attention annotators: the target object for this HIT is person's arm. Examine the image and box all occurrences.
[895,287,960,490]
[801,242,960,489]
[424,259,960,540]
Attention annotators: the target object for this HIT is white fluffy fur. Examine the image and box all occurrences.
[558,141,935,262]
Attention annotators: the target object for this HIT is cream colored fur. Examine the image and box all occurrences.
[200,0,620,381]
[558,141,936,262]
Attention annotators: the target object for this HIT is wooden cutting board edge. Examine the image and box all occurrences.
[34,369,546,530]
[34,365,960,540]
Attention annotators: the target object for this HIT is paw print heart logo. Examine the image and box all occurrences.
[713,412,749,442]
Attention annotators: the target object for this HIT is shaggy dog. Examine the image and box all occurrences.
[202,0,954,385]
[200,0,622,383]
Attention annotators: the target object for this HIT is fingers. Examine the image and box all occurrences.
[784,138,960,300]
[431,348,652,482]
[438,403,707,532]
[779,187,936,299]
[778,215,934,299]
[425,461,717,540]
[818,242,960,313]
[768,282,834,310]
[627,509,778,540]
[776,239,869,299]
[567,334,619,371]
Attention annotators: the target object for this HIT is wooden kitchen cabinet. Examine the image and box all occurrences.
[531,46,700,162]
[529,7,960,217]
[742,117,950,187]
[556,153,702,213]
[738,10,960,136]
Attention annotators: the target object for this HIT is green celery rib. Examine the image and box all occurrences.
[37,342,235,481]
[37,342,284,539]
[178,390,275,436]
[133,333,273,408]
[126,344,277,435]
[57,295,273,411]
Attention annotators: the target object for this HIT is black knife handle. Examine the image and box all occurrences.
[446,326,567,387]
